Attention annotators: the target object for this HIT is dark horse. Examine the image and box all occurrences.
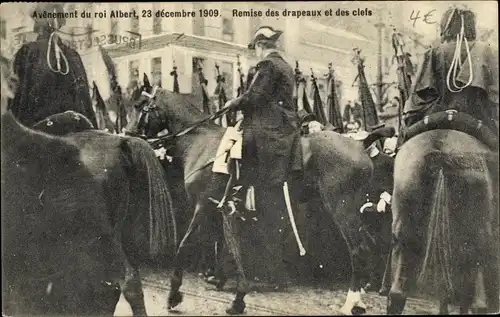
[386,128,499,314]
[32,115,178,316]
[125,73,393,314]
[18,43,179,315]
[1,60,124,315]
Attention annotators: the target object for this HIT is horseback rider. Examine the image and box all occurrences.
[8,3,97,128]
[401,7,498,143]
[224,26,302,288]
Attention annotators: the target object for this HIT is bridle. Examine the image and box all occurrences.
[133,85,165,137]
[132,85,233,148]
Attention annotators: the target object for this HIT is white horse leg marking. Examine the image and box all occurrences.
[46,281,53,295]
[339,289,367,315]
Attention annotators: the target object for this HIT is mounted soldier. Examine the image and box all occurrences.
[224,25,302,289]
[8,3,97,128]
[401,6,498,145]
[385,6,499,314]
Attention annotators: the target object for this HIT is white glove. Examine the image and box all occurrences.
[154,147,167,160]
[377,191,392,212]
[377,199,387,212]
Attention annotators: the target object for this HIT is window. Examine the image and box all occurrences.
[110,18,119,36]
[153,4,162,34]
[222,18,234,42]
[192,57,206,111]
[151,57,162,87]
[85,23,93,49]
[130,5,139,34]
[192,3,205,36]
[0,19,6,40]
[129,60,140,89]
[249,16,262,40]
[214,61,234,98]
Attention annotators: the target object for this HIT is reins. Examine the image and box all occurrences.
[135,86,235,180]
[147,92,233,148]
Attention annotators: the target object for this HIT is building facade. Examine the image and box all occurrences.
[1,2,421,114]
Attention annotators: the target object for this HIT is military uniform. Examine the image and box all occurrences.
[8,3,97,128]
[403,40,498,134]
[225,26,301,286]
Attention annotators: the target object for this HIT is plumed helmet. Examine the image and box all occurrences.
[32,3,66,33]
[247,26,283,50]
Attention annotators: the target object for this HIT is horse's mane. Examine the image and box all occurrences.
[155,88,220,130]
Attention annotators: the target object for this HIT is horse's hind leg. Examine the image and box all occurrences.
[121,255,147,316]
[483,252,500,313]
[387,191,421,315]
[168,201,208,309]
[458,267,477,314]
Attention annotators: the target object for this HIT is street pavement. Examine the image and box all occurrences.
[114,269,459,316]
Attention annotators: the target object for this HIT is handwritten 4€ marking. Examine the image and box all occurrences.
[409,9,437,27]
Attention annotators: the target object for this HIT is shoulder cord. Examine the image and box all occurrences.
[446,12,473,92]
[46,10,69,75]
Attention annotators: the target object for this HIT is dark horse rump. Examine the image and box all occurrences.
[2,112,124,315]
[34,113,178,259]
[33,112,178,315]
[387,129,499,314]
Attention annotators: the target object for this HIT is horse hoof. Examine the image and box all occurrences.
[216,282,225,291]
[351,306,367,315]
[205,276,219,285]
[205,277,226,291]
[387,293,406,315]
[378,287,389,296]
[225,300,246,315]
[167,291,183,309]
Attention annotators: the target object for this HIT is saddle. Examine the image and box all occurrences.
[33,111,95,136]
[403,110,498,151]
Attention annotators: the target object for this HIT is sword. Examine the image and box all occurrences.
[283,182,306,256]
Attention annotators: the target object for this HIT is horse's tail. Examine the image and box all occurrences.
[416,150,495,298]
[121,137,177,258]
[417,167,455,297]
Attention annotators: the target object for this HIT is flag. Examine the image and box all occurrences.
[99,46,127,132]
[391,30,414,132]
[294,61,313,114]
[311,73,328,126]
[214,63,228,127]
[353,49,379,131]
[326,66,343,133]
[170,64,180,93]
[196,60,211,114]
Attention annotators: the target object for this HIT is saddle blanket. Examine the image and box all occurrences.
[212,121,243,175]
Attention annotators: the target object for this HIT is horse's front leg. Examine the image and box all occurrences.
[340,241,369,315]
[325,196,368,316]
[168,200,208,310]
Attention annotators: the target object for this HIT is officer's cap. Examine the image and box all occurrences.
[298,109,316,125]
[248,26,283,50]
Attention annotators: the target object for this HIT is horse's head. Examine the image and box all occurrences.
[124,73,169,138]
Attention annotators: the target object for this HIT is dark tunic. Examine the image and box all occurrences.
[342,102,364,125]
[8,34,97,128]
[231,51,301,187]
[403,40,499,133]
